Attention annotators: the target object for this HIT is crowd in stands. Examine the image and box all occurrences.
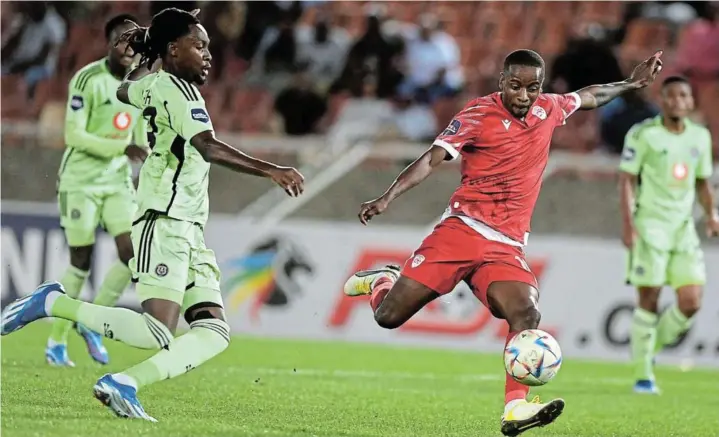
[1,1,718,156]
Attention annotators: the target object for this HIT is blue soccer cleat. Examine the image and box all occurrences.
[46,343,76,367]
[1,281,65,335]
[93,374,156,422]
[76,323,109,365]
[633,379,661,395]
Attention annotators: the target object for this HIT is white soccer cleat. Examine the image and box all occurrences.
[501,396,565,436]
[343,265,399,297]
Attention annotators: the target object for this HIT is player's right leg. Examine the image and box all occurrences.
[46,191,101,367]
[626,237,668,394]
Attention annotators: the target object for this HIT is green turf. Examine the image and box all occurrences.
[1,323,717,437]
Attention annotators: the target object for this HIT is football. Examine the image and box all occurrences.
[504,329,562,386]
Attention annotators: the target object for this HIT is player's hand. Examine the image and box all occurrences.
[622,224,637,249]
[125,144,149,163]
[628,50,663,88]
[358,196,390,225]
[269,166,304,197]
[706,215,719,238]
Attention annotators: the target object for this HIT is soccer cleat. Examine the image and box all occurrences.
[76,323,109,365]
[501,396,565,436]
[1,281,65,335]
[633,379,661,395]
[45,344,75,367]
[343,265,400,297]
[93,374,156,422]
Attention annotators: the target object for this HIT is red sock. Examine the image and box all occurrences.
[504,331,529,404]
[369,277,393,312]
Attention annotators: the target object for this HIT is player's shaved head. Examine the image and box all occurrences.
[503,50,545,76]
[499,50,545,119]
[106,14,139,73]
[105,14,138,42]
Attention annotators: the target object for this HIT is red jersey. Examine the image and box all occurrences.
[433,92,581,244]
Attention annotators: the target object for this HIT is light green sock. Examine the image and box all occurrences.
[49,294,172,350]
[48,266,89,344]
[655,305,693,354]
[93,261,131,307]
[631,308,658,381]
[119,318,231,390]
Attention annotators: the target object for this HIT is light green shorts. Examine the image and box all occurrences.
[129,212,223,312]
[626,236,706,289]
[59,187,137,247]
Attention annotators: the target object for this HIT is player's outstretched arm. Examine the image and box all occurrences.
[576,50,663,110]
[358,145,447,225]
[190,130,305,197]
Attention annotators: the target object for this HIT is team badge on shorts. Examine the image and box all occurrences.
[411,254,425,268]
[155,263,169,277]
[71,209,81,219]
[635,266,645,276]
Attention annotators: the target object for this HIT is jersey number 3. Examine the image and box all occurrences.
[142,107,158,149]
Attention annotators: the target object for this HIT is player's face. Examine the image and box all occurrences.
[661,82,694,120]
[499,65,543,119]
[109,23,137,70]
[177,24,212,85]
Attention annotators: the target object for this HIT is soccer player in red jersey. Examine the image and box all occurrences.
[343,49,663,436]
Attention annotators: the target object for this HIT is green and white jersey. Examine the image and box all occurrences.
[126,70,213,226]
[58,58,144,192]
[620,116,713,248]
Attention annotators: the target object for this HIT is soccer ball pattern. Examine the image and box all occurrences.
[504,329,562,387]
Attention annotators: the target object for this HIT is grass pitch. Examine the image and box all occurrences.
[1,323,717,437]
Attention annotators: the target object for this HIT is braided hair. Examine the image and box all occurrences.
[122,8,200,66]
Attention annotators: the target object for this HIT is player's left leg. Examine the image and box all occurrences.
[468,244,563,437]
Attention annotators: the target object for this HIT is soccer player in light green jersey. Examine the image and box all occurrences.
[47,14,150,368]
[0,8,305,422]
[619,76,719,394]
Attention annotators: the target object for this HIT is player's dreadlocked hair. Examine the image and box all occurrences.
[503,49,545,73]
[122,8,200,65]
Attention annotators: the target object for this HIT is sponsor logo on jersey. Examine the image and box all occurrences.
[502,119,512,131]
[621,147,636,161]
[532,106,547,120]
[672,162,688,180]
[442,119,461,136]
[113,112,132,130]
[191,108,210,123]
[70,96,84,111]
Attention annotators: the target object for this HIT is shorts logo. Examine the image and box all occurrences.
[411,254,425,268]
[191,108,210,123]
[442,119,461,136]
[635,266,645,276]
[70,95,84,111]
[155,263,169,277]
[532,106,547,120]
[71,209,81,220]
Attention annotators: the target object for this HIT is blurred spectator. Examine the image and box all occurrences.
[599,91,659,154]
[150,1,198,17]
[1,2,66,97]
[237,1,303,61]
[331,4,404,99]
[203,1,246,80]
[295,13,351,93]
[273,65,328,136]
[397,13,461,104]
[253,12,299,75]
[672,2,719,82]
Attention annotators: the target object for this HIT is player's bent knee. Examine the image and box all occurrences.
[505,303,541,331]
[677,288,702,318]
[69,245,94,271]
[637,287,661,313]
[374,307,403,330]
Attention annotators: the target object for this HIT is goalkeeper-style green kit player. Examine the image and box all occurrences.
[47,14,149,367]
[619,76,719,394]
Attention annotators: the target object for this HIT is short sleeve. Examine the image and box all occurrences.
[619,125,647,175]
[697,129,714,179]
[163,77,214,139]
[433,116,475,161]
[551,93,581,126]
[126,81,146,109]
[65,70,95,129]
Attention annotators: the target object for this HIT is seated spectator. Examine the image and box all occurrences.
[274,65,328,136]
[600,91,659,154]
[295,13,351,93]
[672,2,719,83]
[397,13,462,104]
[203,1,246,80]
[1,2,66,97]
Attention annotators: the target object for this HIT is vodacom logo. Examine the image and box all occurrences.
[113,112,132,130]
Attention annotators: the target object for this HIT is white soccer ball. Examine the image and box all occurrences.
[504,329,562,386]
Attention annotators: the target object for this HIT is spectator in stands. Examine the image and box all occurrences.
[295,13,351,93]
[203,1,246,81]
[599,91,659,154]
[273,64,328,136]
[237,1,303,62]
[397,13,462,104]
[1,2,66,97]
[331,4,404,99]
[672,2,719,83]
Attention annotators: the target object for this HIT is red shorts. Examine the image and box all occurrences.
[401,217,538,313]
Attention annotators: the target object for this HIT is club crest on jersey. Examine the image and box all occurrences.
[672,162,688,180]
[191,108,210,123]
[411,254,425,268]
[690,147,699,159]
[70,96,84,111]
[113,112,132,130]
[531,106,547,120]
[442,119,461,136]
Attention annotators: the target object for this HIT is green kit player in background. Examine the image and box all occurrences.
[619,75,719,394]
[1,8,305,421]
[48,14,150,367]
